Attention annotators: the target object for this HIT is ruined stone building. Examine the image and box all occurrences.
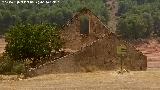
[28,8,147,76]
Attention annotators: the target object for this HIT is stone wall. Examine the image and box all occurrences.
[60,8,109,50]
[28,33,147,77]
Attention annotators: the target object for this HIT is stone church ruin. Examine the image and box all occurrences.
[28,8,147,77]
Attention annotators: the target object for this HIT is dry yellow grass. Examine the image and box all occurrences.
[1,70,160,90]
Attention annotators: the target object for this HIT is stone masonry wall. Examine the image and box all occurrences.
[60,9,109,50]
[28,33,147,77]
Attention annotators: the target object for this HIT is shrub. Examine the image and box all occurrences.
[0,56,13,74]
[0,55,25,74]
[12,62,25,74]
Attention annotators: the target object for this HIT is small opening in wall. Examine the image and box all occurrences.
[80,16,89,35]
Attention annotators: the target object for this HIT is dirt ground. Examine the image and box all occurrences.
[1,70,160,90]
[135,39,160,68]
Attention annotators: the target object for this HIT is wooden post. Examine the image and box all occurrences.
[117,44,127,74]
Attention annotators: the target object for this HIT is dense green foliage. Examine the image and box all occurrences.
[0,0,108,34]
[117,0,160,39]
[5,24,62,62]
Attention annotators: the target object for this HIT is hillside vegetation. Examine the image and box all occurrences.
[0,0,108,34]
[117,0,160,39]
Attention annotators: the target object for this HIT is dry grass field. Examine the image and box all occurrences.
[1,70,160,90]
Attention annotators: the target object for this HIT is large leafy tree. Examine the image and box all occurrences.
[5,24,62,62]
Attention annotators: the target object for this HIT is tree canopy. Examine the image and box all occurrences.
[117,0,160,39]
[5,24,62,62]
[0,0,108,34]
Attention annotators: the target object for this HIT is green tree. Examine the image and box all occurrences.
[118,0,160,39]
[0,0,109,34]
[117,14,151,39]
[5,24,62,62]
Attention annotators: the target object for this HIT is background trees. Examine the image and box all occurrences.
[117,0,160,39]
[0,0,108,34]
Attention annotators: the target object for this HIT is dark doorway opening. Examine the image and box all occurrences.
[80,16,89,35]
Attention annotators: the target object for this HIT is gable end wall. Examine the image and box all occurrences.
[28,34,147,77]
[60,10,109,50]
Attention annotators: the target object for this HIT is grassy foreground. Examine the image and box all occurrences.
[1,70,160,90]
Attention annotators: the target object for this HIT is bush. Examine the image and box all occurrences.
[0,55,25,74]
[12,62,25,74]
[5,23,62,64]
[0,56,13,74]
